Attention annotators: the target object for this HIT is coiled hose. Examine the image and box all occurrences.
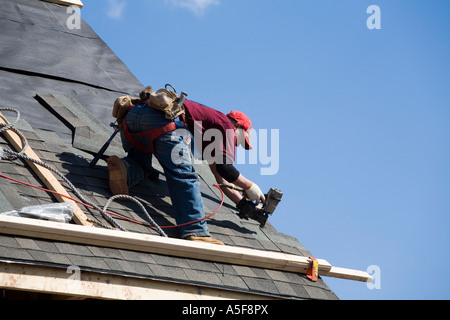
[0,108,167,237]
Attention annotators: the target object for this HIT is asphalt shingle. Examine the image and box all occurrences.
[0,246,34,261]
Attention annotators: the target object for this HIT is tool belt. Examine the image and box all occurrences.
[112,96,142,126]
[113,85,186,154]
[122,117,184,155]
[140,85,185,120]
[113,85,184,125]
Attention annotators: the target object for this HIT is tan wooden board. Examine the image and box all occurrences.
[0,112,93,227]
[0,215,373,283]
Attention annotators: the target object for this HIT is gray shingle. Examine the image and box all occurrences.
[212,234,233,246]
[304,286,331,300]
[27,250,73,266]
[118,261,154,277]
[118,249,157,265]
[66,254,110,271]
[0,191,14,213]
[0,245,33,261]
[232,265,258,278]
[0,235,21,249]
[213,263,239,276]
[251,268,271,280]
[229,236,254,248]
[150,254,190,269]
[289,283,310,299]
[87,246,123,260]
[55,242,94,257]
[15,238,41,251]
[183,269,223,287]
[273,281,300,298]
[186,259,220,273]
[112,259,134,274]
[103,258,123,271]
[147,264,189,282]
[242,277,280,296]
[323,289,340,300]
[284,272,307,285]
[265,269,290,282]
[32,239,60,253]
[218,274,249,291]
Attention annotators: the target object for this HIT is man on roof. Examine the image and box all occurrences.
[108,87,265,245]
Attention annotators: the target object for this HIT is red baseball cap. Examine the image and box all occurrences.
[227,111,253,150]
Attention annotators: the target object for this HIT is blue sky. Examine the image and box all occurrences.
[81,0,450,300]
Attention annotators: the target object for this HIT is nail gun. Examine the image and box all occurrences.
[220,185,283,228]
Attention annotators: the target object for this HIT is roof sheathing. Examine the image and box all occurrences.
[0,0,339,300]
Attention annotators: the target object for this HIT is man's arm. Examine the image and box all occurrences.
[209,163,247,204]
[209,163,265,205]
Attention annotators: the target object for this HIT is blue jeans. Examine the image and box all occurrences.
[120,103,210,238]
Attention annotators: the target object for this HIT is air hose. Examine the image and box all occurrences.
[0,108,225,236]
[0,173,224,233]
[0,108,149,234]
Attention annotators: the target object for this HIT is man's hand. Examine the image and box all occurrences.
[245,183,266,204]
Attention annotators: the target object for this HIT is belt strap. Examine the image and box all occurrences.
[123,121,180,154]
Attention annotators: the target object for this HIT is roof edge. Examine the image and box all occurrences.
[0,260,279,300]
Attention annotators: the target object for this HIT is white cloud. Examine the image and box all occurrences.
[166,0,220,16]
[106,0,126,19]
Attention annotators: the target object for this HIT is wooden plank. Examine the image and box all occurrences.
[321,267,374,283]
[42,0,84,8]
[0,215,373,283]
[0,112,93,227]
[0,262,272,300]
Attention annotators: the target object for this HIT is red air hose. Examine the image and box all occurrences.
[0,173,224,230]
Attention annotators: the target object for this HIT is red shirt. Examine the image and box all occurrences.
[183,100,236,164]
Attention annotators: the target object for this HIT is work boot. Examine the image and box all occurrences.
[184,235,225,246]
[107,156,129,196]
